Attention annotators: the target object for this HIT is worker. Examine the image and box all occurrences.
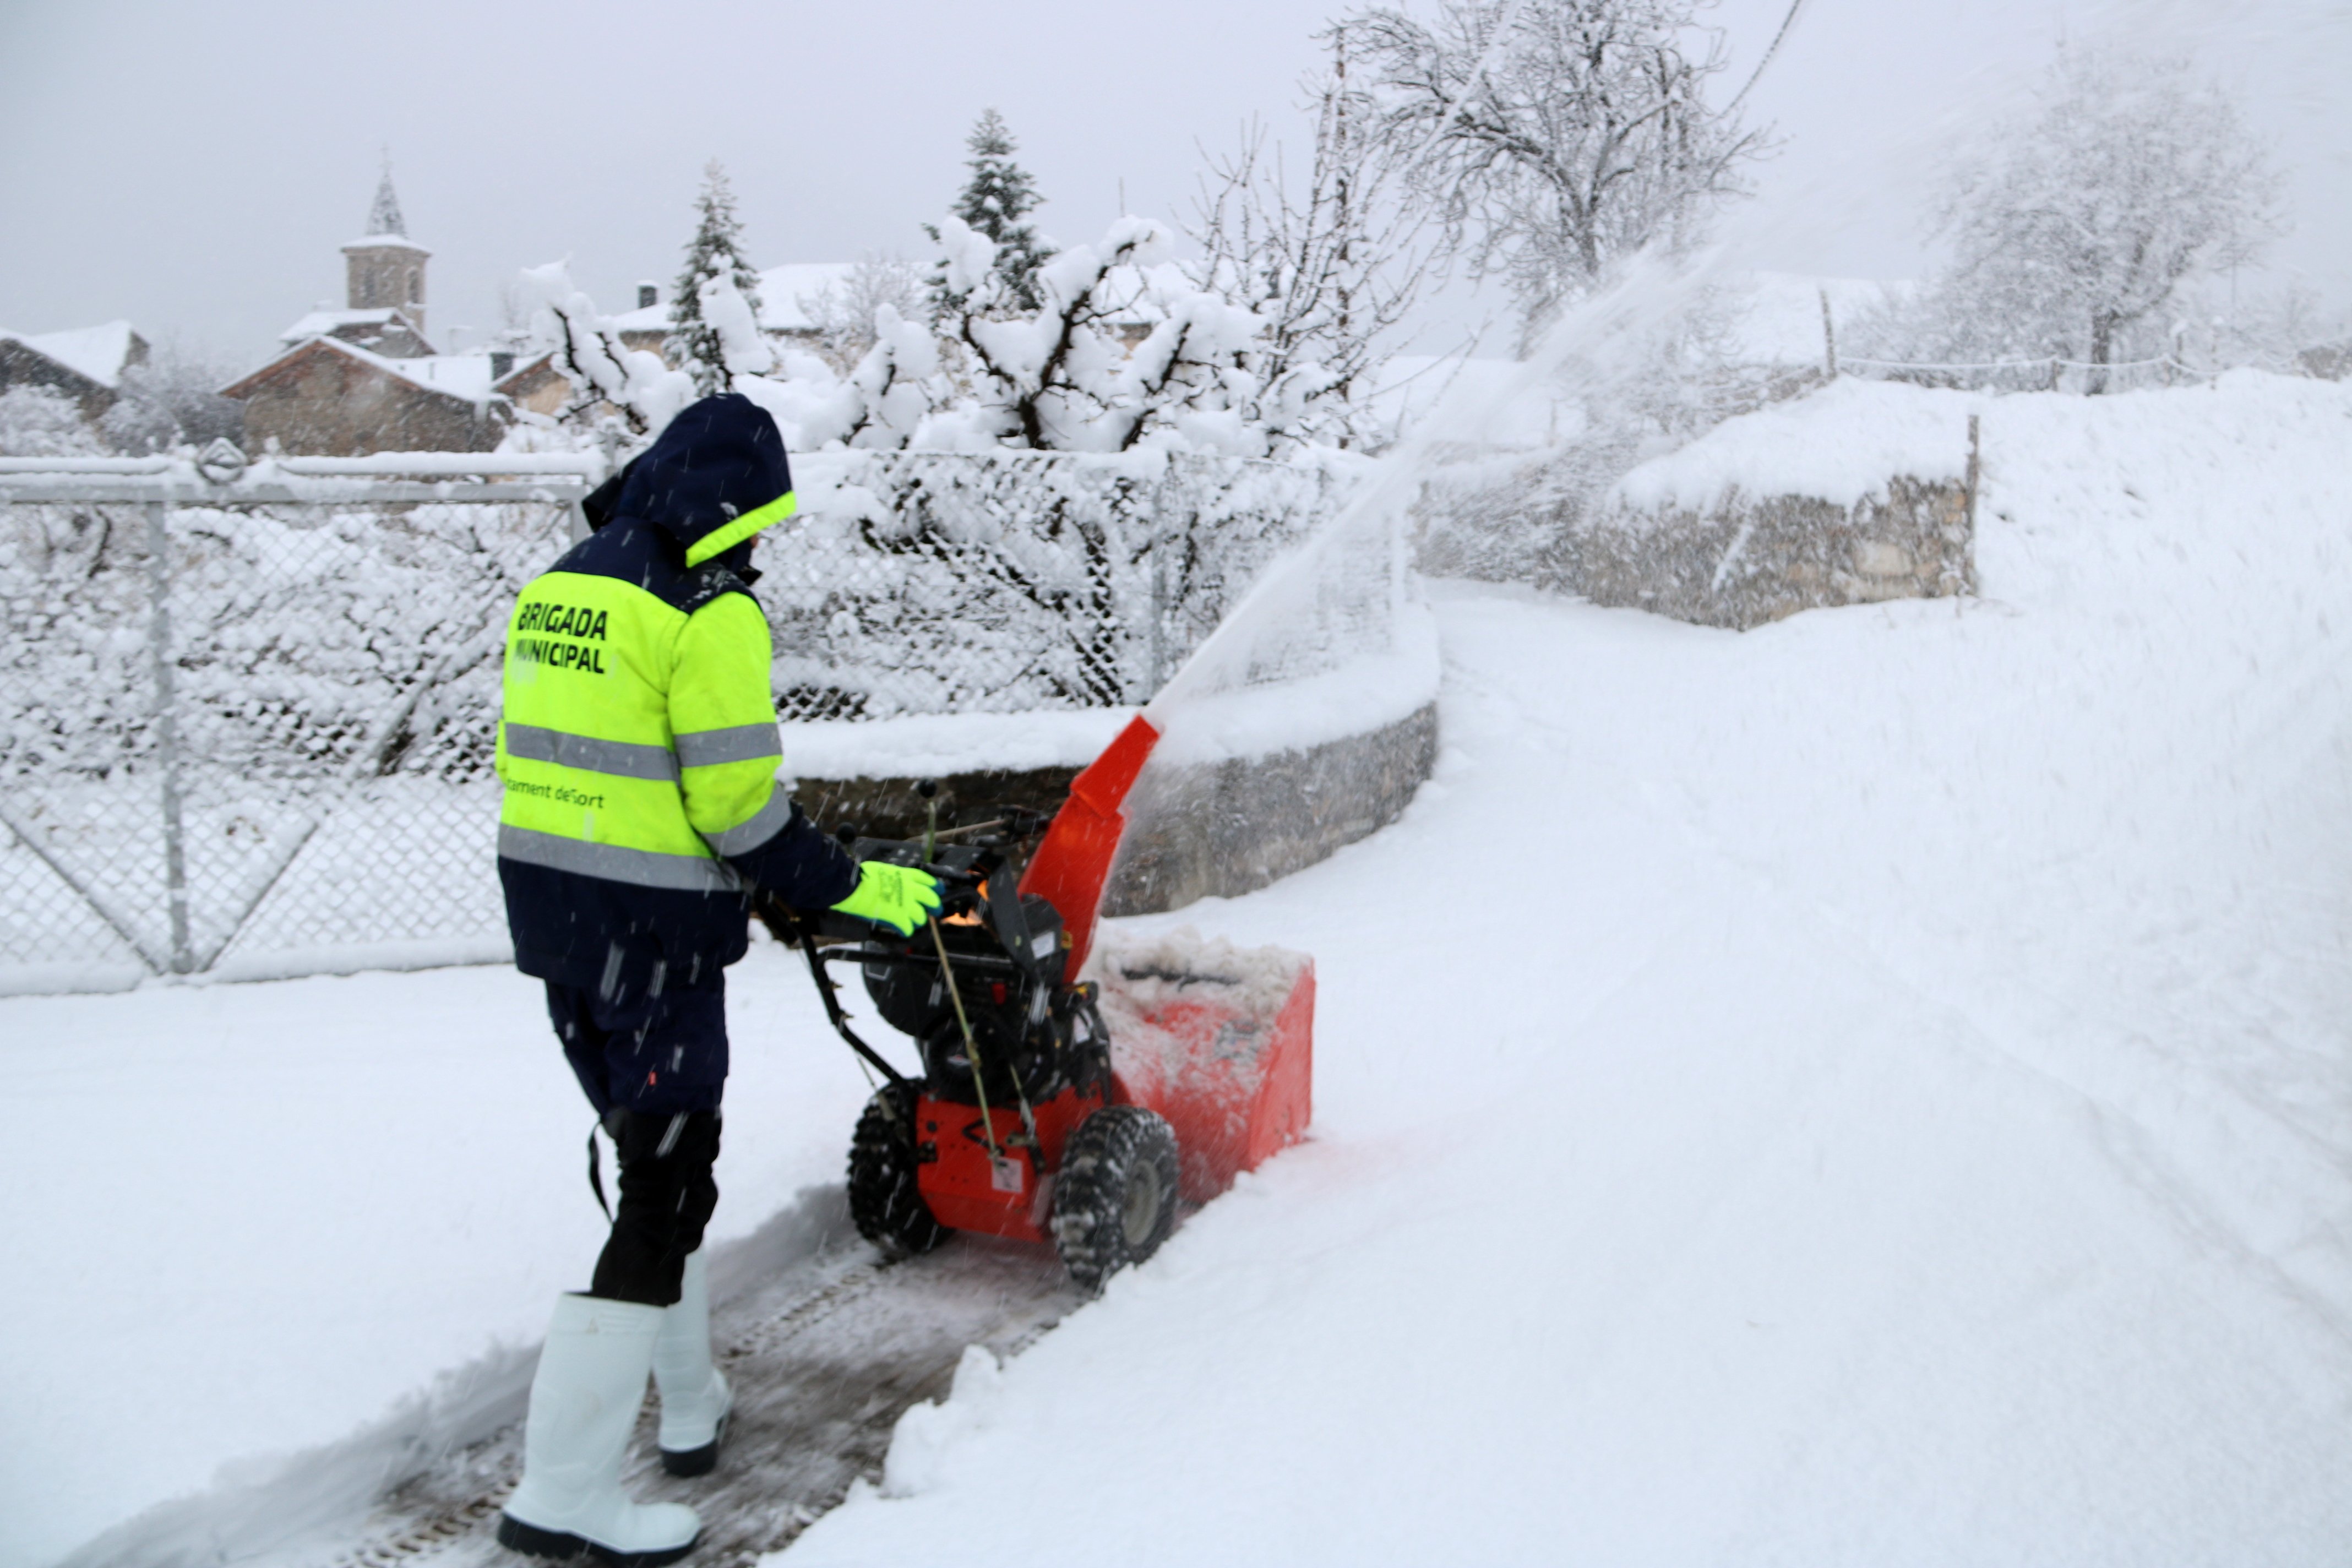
[490,393,940,1565]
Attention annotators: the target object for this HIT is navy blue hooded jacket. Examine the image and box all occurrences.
[496,394,854,1000]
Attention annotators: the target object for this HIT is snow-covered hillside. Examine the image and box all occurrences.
[7,373,2350,1566]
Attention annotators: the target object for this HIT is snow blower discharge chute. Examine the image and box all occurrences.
[761,716,1314,1290]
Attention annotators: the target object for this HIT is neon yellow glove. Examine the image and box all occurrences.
[831,862,943,936]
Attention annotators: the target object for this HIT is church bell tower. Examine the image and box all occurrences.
[341,162,430,342]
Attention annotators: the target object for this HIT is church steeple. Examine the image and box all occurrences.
[366,156,407,238]
[342,157,431,344]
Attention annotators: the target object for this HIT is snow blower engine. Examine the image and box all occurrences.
[760,717,1314,1291]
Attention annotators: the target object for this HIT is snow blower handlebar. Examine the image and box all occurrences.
[751,788,1064,1095]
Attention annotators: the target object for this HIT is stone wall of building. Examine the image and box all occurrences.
[1552,474,1975,631]
[239,351,507,456]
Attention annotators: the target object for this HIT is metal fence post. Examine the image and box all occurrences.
[143,498,193,975]
[1144,467,1173,703]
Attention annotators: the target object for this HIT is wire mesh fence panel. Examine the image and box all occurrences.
[0,499,162,977]
[771,451,1349,718]
[187,502,567,969]
[1,497,570,985]
[2,451,1355,989]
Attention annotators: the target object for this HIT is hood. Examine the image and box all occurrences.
[612,393,796,568]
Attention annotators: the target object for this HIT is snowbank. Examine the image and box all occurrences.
[780,708,1136,782]
[1609,375,1979,516]
[0,941,874,1568]
[1146,602,1438,769]
[784,372,2352,1565]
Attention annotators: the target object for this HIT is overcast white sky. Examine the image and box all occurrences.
[1,0,2343,371]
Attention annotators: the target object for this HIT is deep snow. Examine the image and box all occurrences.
[786,373,2352,1564]
[7,373,2351,1566]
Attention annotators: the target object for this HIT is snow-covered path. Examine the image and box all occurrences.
[786,376,2352,1564]
[9,374,2352,1566]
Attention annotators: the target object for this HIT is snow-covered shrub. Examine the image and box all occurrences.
[0,386,104,457]
[763,450,1351,717]
[97,352,246,455]
[0,502,562,788]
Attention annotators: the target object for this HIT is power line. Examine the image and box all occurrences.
[1725,0,1808,111]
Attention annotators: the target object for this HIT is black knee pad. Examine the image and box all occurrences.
[590,1109,722,1306]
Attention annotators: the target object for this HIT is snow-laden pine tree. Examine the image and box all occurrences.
[933,110,1051,313]
[1907,48,2278,391]
[670,161,766,398]
[1342,0,1771,345]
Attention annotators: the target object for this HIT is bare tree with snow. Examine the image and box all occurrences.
[1189,33,1434,447]
[930,215,1268,453]
[801,251,930,373]
[1341,0,1770,344]
[1910,48,2280,392]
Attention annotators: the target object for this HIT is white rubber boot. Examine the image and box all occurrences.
[652,1249,732,1477]
[498,1294,700,1566]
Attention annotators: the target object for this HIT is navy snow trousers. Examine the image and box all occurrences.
[546,977,728,1306]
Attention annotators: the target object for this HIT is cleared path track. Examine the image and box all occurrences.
[323,1237,1077,1568]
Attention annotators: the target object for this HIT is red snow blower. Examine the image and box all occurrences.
[766,716,1314,1289]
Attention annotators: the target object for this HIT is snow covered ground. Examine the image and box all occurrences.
[8,372,2351,1565]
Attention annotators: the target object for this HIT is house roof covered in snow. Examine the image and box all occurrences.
[0,320,145,389]
[279,307,411,344]
[221,335,502,407]
[612,263,858,337]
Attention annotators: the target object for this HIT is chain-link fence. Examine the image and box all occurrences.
[769,450,1348,720]
[0,457,594,989]
[1,449,1351,992]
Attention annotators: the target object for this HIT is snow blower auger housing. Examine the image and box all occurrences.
[766,717,1315,1291]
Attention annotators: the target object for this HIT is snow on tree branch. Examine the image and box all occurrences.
[1878,46,2283,391]
[1341,0,1772,341]
[518,261,693,436]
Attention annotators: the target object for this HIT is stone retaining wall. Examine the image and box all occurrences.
[791,703,1438,917]
[1101,703,1438,916]
[1554,475,1975,631]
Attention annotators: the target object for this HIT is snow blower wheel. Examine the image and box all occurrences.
[1052,1105,1181,1291]
[847,1082,949,1258]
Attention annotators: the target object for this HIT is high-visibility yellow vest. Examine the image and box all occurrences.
[494,566,788,892]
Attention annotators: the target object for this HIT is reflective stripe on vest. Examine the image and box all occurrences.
[498,566,790,881]
[700,787,794,857]
[503,722,681,782]
[675,723,784,768]
[498,824,741,892]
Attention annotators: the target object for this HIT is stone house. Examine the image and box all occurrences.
[0,321,150,420]
[219,168,510,455]
[221,336,507,455]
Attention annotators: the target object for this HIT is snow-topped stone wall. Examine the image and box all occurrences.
[1556,380,1980,630]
